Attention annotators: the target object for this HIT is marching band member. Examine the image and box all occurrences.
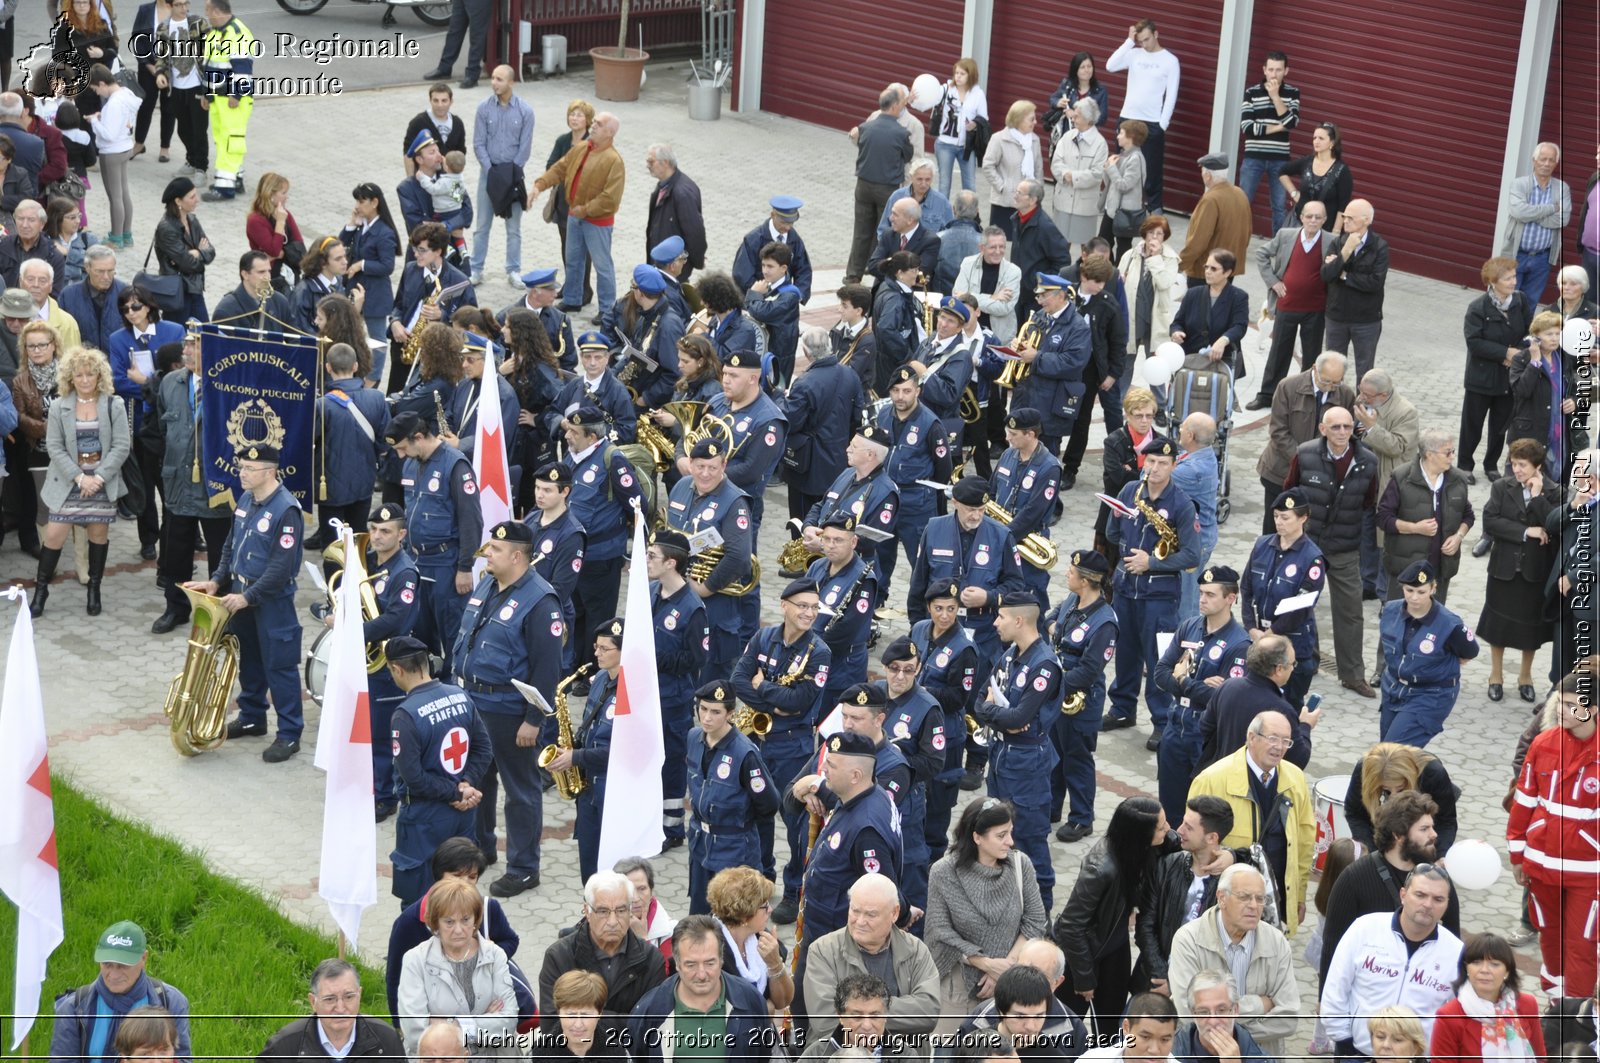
[972,590,1064,911]
[314,342,389,548]
[1008,273,1093,458]
[380,324,459,503]
[1103,436,1200,753]
[876,637,945,916]
[1045,550,1118,843]
[185,444,304,763]
[647,528,710,849]
[732,577,832,927]
[691,272,761,364]
[685,680,780,916]
[649,236,694,322]
[612,264,685,409]
[990,406,1063,606]
[871,251,922,373]
[800,424,899,570]
[446,332,519,469]
[743,242,803,386]
[830,283,879,398]
[452,520,565,900]
[523,462,586,673]
[384,410,481,676]
[806,512,879,706]
[875,365,952,589]
[906,296,976,447]
[385,634,492,908]
[1240,488,1327,713]
[732,195,814,303]
[388,222,477,392]
[544,331,637,445]
[1377,560,1479,748]
[561,404,644,665]
[544,618,625,884]
[674,350,787,531]
[1151,565,1251,827]
[912,578,978,850]
[323,504,420,821]
[499,268,576,371]
[667,435,758,682]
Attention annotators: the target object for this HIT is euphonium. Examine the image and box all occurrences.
[538,664,594,800]
[637,400,707,473]
[163,587,239,757]
[686,550,761,596]
[998,314,1045,389]
[982,499,1060,570]
[732,706,772,737]
[322,533,387,674]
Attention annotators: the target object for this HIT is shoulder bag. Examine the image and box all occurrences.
[133,240,187,315]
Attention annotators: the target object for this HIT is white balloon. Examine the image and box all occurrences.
[1138,350,1176,389]
[1154,340,1186,376]
[1442,839,1503,891]
[1563,316,1596,357]
[909,73,943,111]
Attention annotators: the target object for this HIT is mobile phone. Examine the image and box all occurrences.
[1306,692,1323,712]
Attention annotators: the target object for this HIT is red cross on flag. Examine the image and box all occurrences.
[0,591,63,1050]
[597,509,666,870]
[312,524,378,947]
[472,365,513,579]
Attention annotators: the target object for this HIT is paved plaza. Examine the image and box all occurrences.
[0,56,1556,1050]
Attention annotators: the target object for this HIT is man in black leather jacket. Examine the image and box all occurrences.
[1133,796,1235,994]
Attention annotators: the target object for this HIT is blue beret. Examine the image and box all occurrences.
[1034,273,1070,292]
[1069,549,1110,575]
[825,730,878,758]
[1398,560,1437,588]
[1273,487,1310,513]
[1200,564,1240,585]
[838,683,887,710]
[781,578,820,601]
[1006,407,1042,432]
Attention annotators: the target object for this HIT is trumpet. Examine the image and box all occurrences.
[964,713,992,748]
[732,706,772,737]
[983,498,1059,570]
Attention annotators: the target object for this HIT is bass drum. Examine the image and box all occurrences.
[304,628,334,705]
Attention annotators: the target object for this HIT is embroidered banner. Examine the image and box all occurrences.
[198,323,320,509]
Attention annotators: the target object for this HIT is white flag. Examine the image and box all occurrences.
[0,592,64,1050]
[471,369,513,579]
[597,512,665,869]
[313,526,378,946]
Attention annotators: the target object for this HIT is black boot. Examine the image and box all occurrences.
[86,542,108,616]
[30,547,61,618]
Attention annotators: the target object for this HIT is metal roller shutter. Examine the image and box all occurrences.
[759,0,966,141]
[985,1,1222,214]
[1246,0,1520,284]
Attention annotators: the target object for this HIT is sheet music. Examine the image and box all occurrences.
[688,526,723,555]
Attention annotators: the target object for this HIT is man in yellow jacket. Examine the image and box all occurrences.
[1187,710,1315,934]
[199,0,255,201]
[529,111,625,330]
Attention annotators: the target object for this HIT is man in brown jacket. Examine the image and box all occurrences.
[530,111,625,329]
[1179,152,1252,285]
[1254,351,1353,533]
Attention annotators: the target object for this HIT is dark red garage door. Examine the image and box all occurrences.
[759,0,965,141]
[986,1,1222,215]
[1247,0,1520,285]
[1540,0,1598,263]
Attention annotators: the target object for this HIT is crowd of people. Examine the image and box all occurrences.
[0,7,1596,1063]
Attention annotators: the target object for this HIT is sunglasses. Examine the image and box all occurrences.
[1405,862,1452,885]
[127,303,145,312]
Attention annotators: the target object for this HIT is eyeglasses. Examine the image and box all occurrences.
[789,602,821,614]
[25,341,53,351]
[315,991,361,1008]
[587,905,630,919]
[1227,891,1268,906]
[1192,1006,1238,1018]
[1249,732,1294,750]
[885,664,918,676]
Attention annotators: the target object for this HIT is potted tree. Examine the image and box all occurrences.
[589,0,648,102]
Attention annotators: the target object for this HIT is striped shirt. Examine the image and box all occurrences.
[1519,180,1555,254]
[1239,80,1300,159]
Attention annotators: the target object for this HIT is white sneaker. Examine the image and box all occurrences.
[507,271,523,289]
[1508,925,1538,948]
[470,273,485,287]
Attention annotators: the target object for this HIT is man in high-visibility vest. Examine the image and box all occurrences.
[200,0,255,201]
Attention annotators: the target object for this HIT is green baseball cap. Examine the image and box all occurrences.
[94,921,147,965]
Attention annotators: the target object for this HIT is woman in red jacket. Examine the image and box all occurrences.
[245,172,302,294]
[1508,666,1600,999]
[1429,932,1546,1062]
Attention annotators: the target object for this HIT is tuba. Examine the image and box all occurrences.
[538,664,594,800]
[163,587,239,757]
[983,498,1060,570]
[322,533,388,673]
[732,706,772,737]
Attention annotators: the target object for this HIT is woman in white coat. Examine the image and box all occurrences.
[1050,98,1107,254]
[981,100,1042,238]
[398,878,520,1059]
[1115,213,1183,404]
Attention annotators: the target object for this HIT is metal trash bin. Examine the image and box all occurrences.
[688,82,721,121]
[541,34,567,75]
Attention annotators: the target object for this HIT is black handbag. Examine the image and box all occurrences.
[134,241,187,315]
[1112,206,1149,239]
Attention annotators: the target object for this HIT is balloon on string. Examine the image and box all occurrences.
[1441,838,1503,891]
[909,74,943,111]
[1138,341,1186,389]
[1562,316,1595,357]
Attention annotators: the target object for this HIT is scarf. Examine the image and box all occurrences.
[1002,126,1036,178]
[1456,985,1534,1061]
[718,920,767,997]
[29,359,58,410]
[1487,285,1513,313]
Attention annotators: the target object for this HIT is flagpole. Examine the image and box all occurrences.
[337,930,347,961]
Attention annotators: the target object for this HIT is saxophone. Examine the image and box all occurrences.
[401,280,443,365]
[775,639,814,686]
[732,706,772,736]
[537,664,594,800]
[1134,479,1180,560]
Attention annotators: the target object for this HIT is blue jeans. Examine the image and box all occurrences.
[563,216,615,326]
[1516,250,1553,306]
[1238,156,1290,234]
[471,170,523,278]
[934,140,977,199]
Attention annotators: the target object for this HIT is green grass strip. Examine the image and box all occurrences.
[0,776,385,1059]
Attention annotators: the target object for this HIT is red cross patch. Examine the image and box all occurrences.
[550,621,563,637]
[862,857,880,874]
[440,726,470,774]
[737,514,749,530]
[462,480,476,495]
[400,587,415,604]
[279,533,294,548]
[1230,665,1245,678]
[1033,675,1049,691]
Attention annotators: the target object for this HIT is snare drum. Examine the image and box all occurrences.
[304,628,334,705]
[1313,773,1352,872]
